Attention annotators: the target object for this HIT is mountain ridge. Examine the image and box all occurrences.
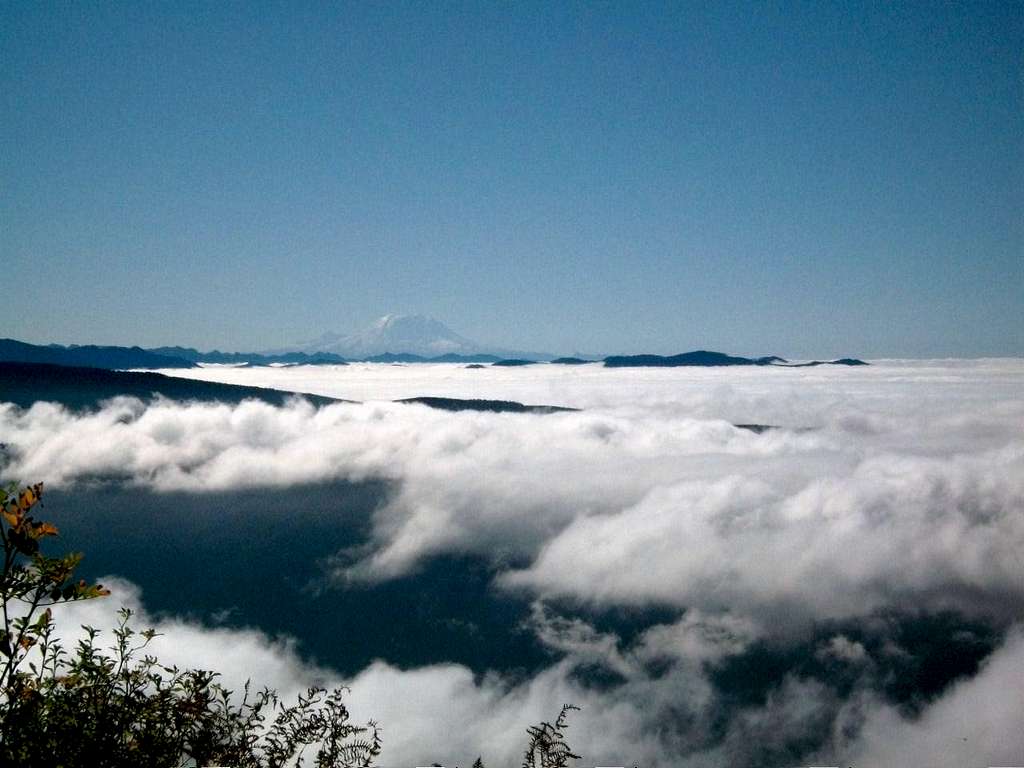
[0,363,571,415]
[0,339,195,369]
[603,351,867,367]
[149,346,348,367]
[1,336,867,370]
[278,314,554,361]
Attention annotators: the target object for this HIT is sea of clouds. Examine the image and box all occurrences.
[2,360,1023,765]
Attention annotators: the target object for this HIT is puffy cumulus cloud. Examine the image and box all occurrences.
[50,578,332,698]
[630,608,760,666]
[0,391,828,582]
[344,660,664,766]
[34,580,784,765]
[37,580,696,765]
[504,443,1024,622]
[45,579,1021,767]
[3,360,1020,765]
[816,635,868,664]
[3,360,1024,621]
[841,628,1024,766]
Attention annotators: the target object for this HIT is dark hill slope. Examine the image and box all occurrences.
[0,362,340,410]
[0,339,194,369]
[396,397,577,414]
[773,357,869,367]
[603,350,867,367]
[550,357,594,365]
[0,363,573,415]
[149,346,347,366]
[363,352,503,363]
[604,351,779,367]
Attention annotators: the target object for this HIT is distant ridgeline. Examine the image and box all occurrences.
[0,339,508,369]
[149,346,348,367]
[358,352,503,363]
[485,352,867,367]
[603,350,868,367]
[0,363,571,415]
[0,339,350,370]
[0,338,866,371]
[0,363,343,411]
[0,339,195,369]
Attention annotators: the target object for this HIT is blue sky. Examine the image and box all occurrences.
[2,1,1021,357]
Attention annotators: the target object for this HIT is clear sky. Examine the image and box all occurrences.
[2,1,1021,357]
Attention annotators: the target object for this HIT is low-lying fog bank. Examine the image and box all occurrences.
[2,359,1022,766]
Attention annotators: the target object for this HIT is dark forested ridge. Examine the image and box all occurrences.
[397,397,577,414]
[0,363,573,414]
[0,339,195,369]
[603,351,867,367]
[1,338,867,371]
[0,363,341,410]
[149,346,349,366]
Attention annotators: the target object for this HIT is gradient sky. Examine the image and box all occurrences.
[2,1,1021,357]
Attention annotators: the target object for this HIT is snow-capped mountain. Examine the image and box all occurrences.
[289,314,542,359]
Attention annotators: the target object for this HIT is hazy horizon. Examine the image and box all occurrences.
[6,311,1024,362]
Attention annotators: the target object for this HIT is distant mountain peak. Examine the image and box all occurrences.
[292,314,480,358]
[371,313,467,339]
[273,314,553,360]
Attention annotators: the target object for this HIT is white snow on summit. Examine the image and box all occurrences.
[294,315,483,358]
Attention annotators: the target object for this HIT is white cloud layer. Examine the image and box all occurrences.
[844,628,1024,766]
[4,360,1024,764]
[3,360,1023,622]
[49,581,1024,767]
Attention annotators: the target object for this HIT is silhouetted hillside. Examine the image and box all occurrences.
[362,352,503,363]
[429,353,503,363]
[603,350,780,367]
[396,397,577,414]
[603,351,867,367]
[359,352,427,363]
[772,358,869,367]
[0,339,194,369]
[0,363,576,415]
[0,363,340,410]
[149,346,348,366]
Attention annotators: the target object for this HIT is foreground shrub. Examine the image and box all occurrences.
[0,482,578,767]
[0,482,381,767]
